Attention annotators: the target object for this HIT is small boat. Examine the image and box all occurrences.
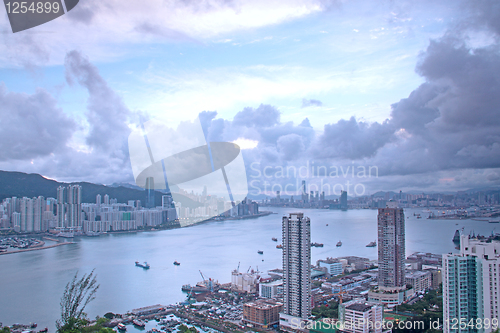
[336,240,342,247]
[326,224,328,226]
[38,328,48,333]
[117,323,126,331]
[489,220,500,224]
[135,261,150,269]
[258,250,263,254]
[133,319,146,327]
[311,242,323,247]
[366,241,376,247]
[276,244,283,249]
[173,261,180,266]
[272,237,277,242]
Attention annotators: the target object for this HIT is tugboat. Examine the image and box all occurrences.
[173,261,180,266]
[135,261,150,269]
[336,240,342,247]
[258,250,264,254]
[366,241,376,247]
[117,323,127,331]
[272,237,278,242]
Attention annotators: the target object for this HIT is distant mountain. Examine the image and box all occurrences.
[0,170,164,206]
[0,170,204,208]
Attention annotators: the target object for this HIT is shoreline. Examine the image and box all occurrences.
[0,242,74,256]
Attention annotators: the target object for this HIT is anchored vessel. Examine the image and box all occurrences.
[135,261,150,269]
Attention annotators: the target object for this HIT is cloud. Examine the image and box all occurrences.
[313,117,395,160]
[0,83,76,161]
[65,50,131,156]
[232,104,280,128]
[301,98,323,108]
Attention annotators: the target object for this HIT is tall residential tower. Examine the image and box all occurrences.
[280,212,311,332]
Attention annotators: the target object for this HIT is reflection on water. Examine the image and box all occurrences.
[1,207,497,331]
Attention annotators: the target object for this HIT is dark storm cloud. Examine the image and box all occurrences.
[301,98,323,108]
[0,84,76,161]
[312,117,395,160]
[464,0,500,37]
[65,50,131,155]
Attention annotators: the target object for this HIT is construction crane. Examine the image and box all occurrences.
[332,286,347,304]
[199,270,213,292]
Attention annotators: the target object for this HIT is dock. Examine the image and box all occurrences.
[0,242,74,255]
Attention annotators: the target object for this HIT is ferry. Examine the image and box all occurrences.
[272,237,277,242]
[366,241,376,247]
[258,250,264,254]
[336,240,342,247]
[117,323,126,331]
[173,261,180,266]
[135,261,150,269]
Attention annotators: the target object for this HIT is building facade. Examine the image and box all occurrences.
[280,212,311,332]
[377,203,405,290]
[339,299,383,333]
[443,235,500,333]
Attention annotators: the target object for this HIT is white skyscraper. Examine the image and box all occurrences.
[67,185,82,229]
[280,212,311,332]
[443,235,500,333]
[57,186,66,228]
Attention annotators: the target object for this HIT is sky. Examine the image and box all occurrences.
[0,0,499,197]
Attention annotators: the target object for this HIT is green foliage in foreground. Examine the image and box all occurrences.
[57,317,114,333]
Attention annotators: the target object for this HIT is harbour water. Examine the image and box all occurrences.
[1,207,498,331]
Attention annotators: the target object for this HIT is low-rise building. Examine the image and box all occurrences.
[405,270,431,293]
[243,299,283,328]
[339,299,383,333]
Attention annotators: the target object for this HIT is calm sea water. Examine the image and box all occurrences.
[1,207,497,330]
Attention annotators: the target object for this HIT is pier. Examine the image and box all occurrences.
[0,242,74,255]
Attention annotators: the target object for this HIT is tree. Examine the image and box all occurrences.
[56,270,100,332]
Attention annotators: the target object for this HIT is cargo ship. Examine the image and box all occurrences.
[135,261,150,269]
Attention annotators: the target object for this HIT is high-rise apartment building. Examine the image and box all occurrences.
[67,185,82,229]
[443,235,500,333]
[57,186,65,228]
[377,202,405,290]
[280,212,311,332]
[56,185,82,230]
